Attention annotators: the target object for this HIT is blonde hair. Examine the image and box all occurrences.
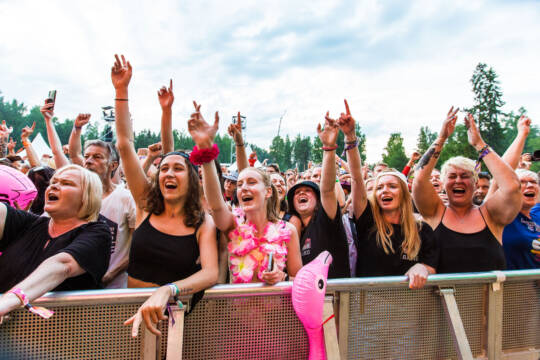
[53,164,103,222]
[238,167,280,222]
[441,156,478,183]
[369,172,421,260]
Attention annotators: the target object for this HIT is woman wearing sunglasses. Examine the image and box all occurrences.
[110,55,218,337]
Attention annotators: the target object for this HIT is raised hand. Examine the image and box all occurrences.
[411,151,421,162]
[317,112,339,147]
[74,113,91,128]
[7,138,16,154]
[0,120,13,140]
[227,111,244,144]
[40,101,54,121]
[158,79,174,109]
[517,115,531,137]
[439,106,459,140]
[111,54,132,90]
[337,99,356,138]
[21,122,36,140]
[147,142,163,159]
[187,101,219,149]
[464,113,486,150]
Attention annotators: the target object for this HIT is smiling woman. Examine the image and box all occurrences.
[0,164,111,322]
[412,108,522,273]
[110,55,218,338]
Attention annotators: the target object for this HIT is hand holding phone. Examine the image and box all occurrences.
[267,253,274,272]
[46,90,57,111]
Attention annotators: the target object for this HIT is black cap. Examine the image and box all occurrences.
[286,180,321,216]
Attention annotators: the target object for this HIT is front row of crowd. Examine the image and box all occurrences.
[0,55,538,336]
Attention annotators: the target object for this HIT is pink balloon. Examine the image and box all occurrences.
[0,165,37,209]
[292,251,333,360]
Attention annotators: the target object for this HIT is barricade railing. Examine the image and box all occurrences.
[0,269,538,359]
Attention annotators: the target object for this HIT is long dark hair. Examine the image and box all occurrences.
[144,152,204,228]
[27,166,56,215]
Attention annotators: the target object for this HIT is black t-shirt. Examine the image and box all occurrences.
[300,203,350,279]
[354,202,439,277]
[0,205,111,293]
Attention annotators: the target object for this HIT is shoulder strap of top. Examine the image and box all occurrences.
[439,206,448,224]
[478,206,488,226]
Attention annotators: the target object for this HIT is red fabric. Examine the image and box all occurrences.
[402,165,411,177]
[189,144,219,165]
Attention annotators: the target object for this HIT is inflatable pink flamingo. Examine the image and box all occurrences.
[0,165,37,209]
[292,251,333,360]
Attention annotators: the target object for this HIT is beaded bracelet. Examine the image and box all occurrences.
[322,145,338,151]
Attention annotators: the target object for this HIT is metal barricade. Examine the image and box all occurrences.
[0,270,539,359]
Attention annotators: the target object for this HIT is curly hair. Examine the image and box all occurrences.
[144,152,204,228]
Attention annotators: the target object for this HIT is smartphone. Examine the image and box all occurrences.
[46,90,57,110]
[267,253,274,272]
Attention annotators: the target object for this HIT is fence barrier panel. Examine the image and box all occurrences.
[0,270,538,359]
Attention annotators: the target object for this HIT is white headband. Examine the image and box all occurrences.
[375,171,408,186]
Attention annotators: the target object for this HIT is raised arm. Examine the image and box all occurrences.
[111,54,151,210]
[403,151,420,176]
[188,102,235,232]
[141,142,163,176]
[68,114,91,166]
[20,122,40,168]
[40,101,69,168]
[412,107,458,221]
[317,112,340,219]
[486,116,531,199]
[464,113,521,226]
[158,79,174,154]
[338,99,367,218]
[228,112,248,171]
[0,120,12,158]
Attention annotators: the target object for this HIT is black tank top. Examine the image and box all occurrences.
[127,214,201,285]
[434,207,506,273]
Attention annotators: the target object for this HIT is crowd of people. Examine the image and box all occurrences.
[0,55,538,336]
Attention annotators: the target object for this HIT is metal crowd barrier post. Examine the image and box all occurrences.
[0,270,538,359]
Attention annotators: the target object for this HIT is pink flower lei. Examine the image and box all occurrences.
[228,208,290,283]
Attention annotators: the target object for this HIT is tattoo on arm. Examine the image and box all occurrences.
[418,144,441,169]
[178,287,193,294]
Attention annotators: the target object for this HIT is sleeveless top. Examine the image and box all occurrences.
[228,208,290,283]
[434,207,506,273]
[127,214,201,286]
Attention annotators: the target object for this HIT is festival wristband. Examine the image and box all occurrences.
[475,146,491,171]
[189,144,220,165]
[322,145,338,151]
[341,138,359,157]
[8,288,54,319]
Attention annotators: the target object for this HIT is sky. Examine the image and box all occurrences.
[1,0,539,163]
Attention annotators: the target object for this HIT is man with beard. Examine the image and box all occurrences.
[473,172,491,205]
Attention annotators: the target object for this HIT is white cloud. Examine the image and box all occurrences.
[0,0,539,164]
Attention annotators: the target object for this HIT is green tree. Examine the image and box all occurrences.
[282,135,293,170]
[466,63,506,155]
[134,129,160,150]
[53,118,75,145]
[214,133,233,164]
[269,135,285,169]
[382,132,408,170]
[312,136,323,164]
[173,129,195,151]
[293,135,312,171]
[355,123,367,162]
[416,126,437,155]
[438,124,477,166]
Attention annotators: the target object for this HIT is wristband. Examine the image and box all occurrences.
[167,283,179,296]
[475,146,491,171]
[22,139,30,147]
[189,144,220,165]
[7,288,54,319]
[341,138,359,157]
[322,145,338,151]
[235,143,244,146]
[115,98,128,101]
[345,138,358,145]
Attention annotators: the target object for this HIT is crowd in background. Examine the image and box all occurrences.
[0,55,538,336]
